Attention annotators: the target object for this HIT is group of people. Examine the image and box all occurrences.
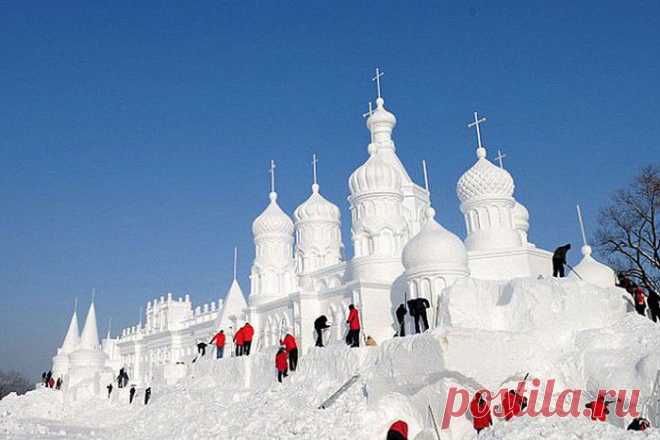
[618,275,660,322]
[40,371,62,390]
[395,297,431,337]
[275,332,299,383]
[116,368,130,388]
[106,371,151,405]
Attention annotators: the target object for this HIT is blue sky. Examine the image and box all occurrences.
[1,1,658,379]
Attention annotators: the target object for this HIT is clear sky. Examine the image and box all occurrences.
[1,1,658,379]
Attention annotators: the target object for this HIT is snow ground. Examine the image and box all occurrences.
[3,278,660,439]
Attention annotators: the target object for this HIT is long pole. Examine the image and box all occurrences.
[577,204,588,246]
[428,405,442,440]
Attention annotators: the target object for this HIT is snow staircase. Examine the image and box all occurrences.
[318,374,360,409]
[644,370,660,426]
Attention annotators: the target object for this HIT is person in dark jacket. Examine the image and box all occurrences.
[55,377,62,390]
[552,244,571,278]
[314,315,330,347]
[395,303,407,337]
[627,417,650,431]
[45,371,52,387]
[647,288,660,323]
[107,383,113,399]
[129,385,136,404]
[386,420,408,440]
[144,387,151,405]
[41,372,47,385]
[407,298,431,333]
[196,341,208,357]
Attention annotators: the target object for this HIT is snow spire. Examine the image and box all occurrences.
[60,299,80,354]
[79,297,100,351]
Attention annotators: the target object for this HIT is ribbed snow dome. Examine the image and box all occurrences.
[294,184,340,223]
[457,147,515,203]
[569,245,616,288]
[513,201,530,231]
[349,153,401,196]
[402,208,468,272]
[252,192,294,237]
[366,97,396,129]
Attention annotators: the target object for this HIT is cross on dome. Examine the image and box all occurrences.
[362,102,373,118]
[372,68,384,99]
[468,112,487,156]
[269,159,277,197]
[495,149,507,168]
[312,153,319,191]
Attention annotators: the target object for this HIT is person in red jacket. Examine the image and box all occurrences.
[242,323,255,356]
[275,347,288,383]
[470,392,492,433]
[346,304,361,348]
[585,391,610,422]
[386,420,408,440]
[501,390,526,421]
[634,285,647,316]
[234,326,245,357]
[210,330,226,359]
[280,333,298,371]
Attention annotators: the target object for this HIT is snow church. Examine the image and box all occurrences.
[51,72,617,393]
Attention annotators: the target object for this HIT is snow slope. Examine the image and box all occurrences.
[3,278,660,439]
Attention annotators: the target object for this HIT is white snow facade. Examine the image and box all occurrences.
[52,90,617,390]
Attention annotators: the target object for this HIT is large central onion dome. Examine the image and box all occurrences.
[252,192,294,237]
[457,147,515,203]
[402,208,468,272]
[294,184,340,223]
[349,153,401,196]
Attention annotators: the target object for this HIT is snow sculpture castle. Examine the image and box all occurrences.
[52,71,617,390]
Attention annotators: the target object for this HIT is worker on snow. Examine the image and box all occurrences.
[647,288,660,323]
[346,304,361,348]
[501,390,526,421]
[634,284,647,317]
[552,244,571,278]
[234,326,245,357]
[210,329,226,359]
[196,341,208,357]
[386,420,408,440]
[314,315,330,347]
[55,377,62,390]
[280,332,298,371]
[470,392,492,433]
[107,383,113,399]
[144,387,151,405]
[407,298,431,333]
[395,303,407,337]
[129,385,136,404]
[627,417,651,431]
[242,323,254,356]
[275,347,288,383]
[585,391,610,421]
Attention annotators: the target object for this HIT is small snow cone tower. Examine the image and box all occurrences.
[52,302,80,379]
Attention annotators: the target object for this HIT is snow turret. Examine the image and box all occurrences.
[457,113,522,252]
[79,301,100,350]
[68,300,110,388]
[366,97,397,152]
[217,279,248,329]
[249,161,297,304]
[52,303,80,377]
[569,245,616,288]
[512,201,530,245]
[294,155,343,274]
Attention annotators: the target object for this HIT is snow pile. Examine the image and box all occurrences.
[3,278,660,439]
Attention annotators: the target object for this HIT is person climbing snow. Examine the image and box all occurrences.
[144,387,151,405]
[552,244,571,278]
[129,385,136,404]
[45,371,52,387]
[314,315,330,347]
[242,323,254,356]
[346,304,361,348]
[107,383,113,399]
[585,391,610,421]
[210,329,226,359]
[234,325,245,357]
[647,288,660,323]
[395,303,407,337]
[634,284,647,317]
[501,389,526,421]
[627,417,651,431]
[196,341,208,357]
[386,420,408,440]
[55,377,62,390]
[470,392,493,433]
[275,347,288,383]
[407,298,431,333]
[280,332,298,371]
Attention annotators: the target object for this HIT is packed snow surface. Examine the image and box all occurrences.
[3,278,660,439]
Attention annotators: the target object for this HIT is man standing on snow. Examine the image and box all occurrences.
[407,298,431,333]
[552,244,571,278]
[346,304,361,348]
[314,315,330,347]
[395,303,407,337]
[647,288,660,322]
[470,392,492,433]
[107,383,113,399]
[234,325,245,357]
[196,341,208,357]
[242,323,255,356]
[275,347,288,383]
[634,284,647,316]
[210,329,226,359]
[144,387,151,405]
[129,385,136,404]
[280,333,298,371]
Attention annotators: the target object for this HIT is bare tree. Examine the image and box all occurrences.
[595,165,660,292]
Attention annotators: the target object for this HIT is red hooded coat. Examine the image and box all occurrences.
[470,394,492,429]
[281,334,297,352]
[243,324,254,342]
[211,331,225,348]
[275,350,288,372]
[347,308,360,330]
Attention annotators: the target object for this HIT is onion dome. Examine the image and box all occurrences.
[569,245,616,288]
[512,201,530,233]
[252,192,294,237]
[294,184,340,223]
[402,207,468,272]
[349,153,402,197]
[366,97,396,130]
[457,147,515,203]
